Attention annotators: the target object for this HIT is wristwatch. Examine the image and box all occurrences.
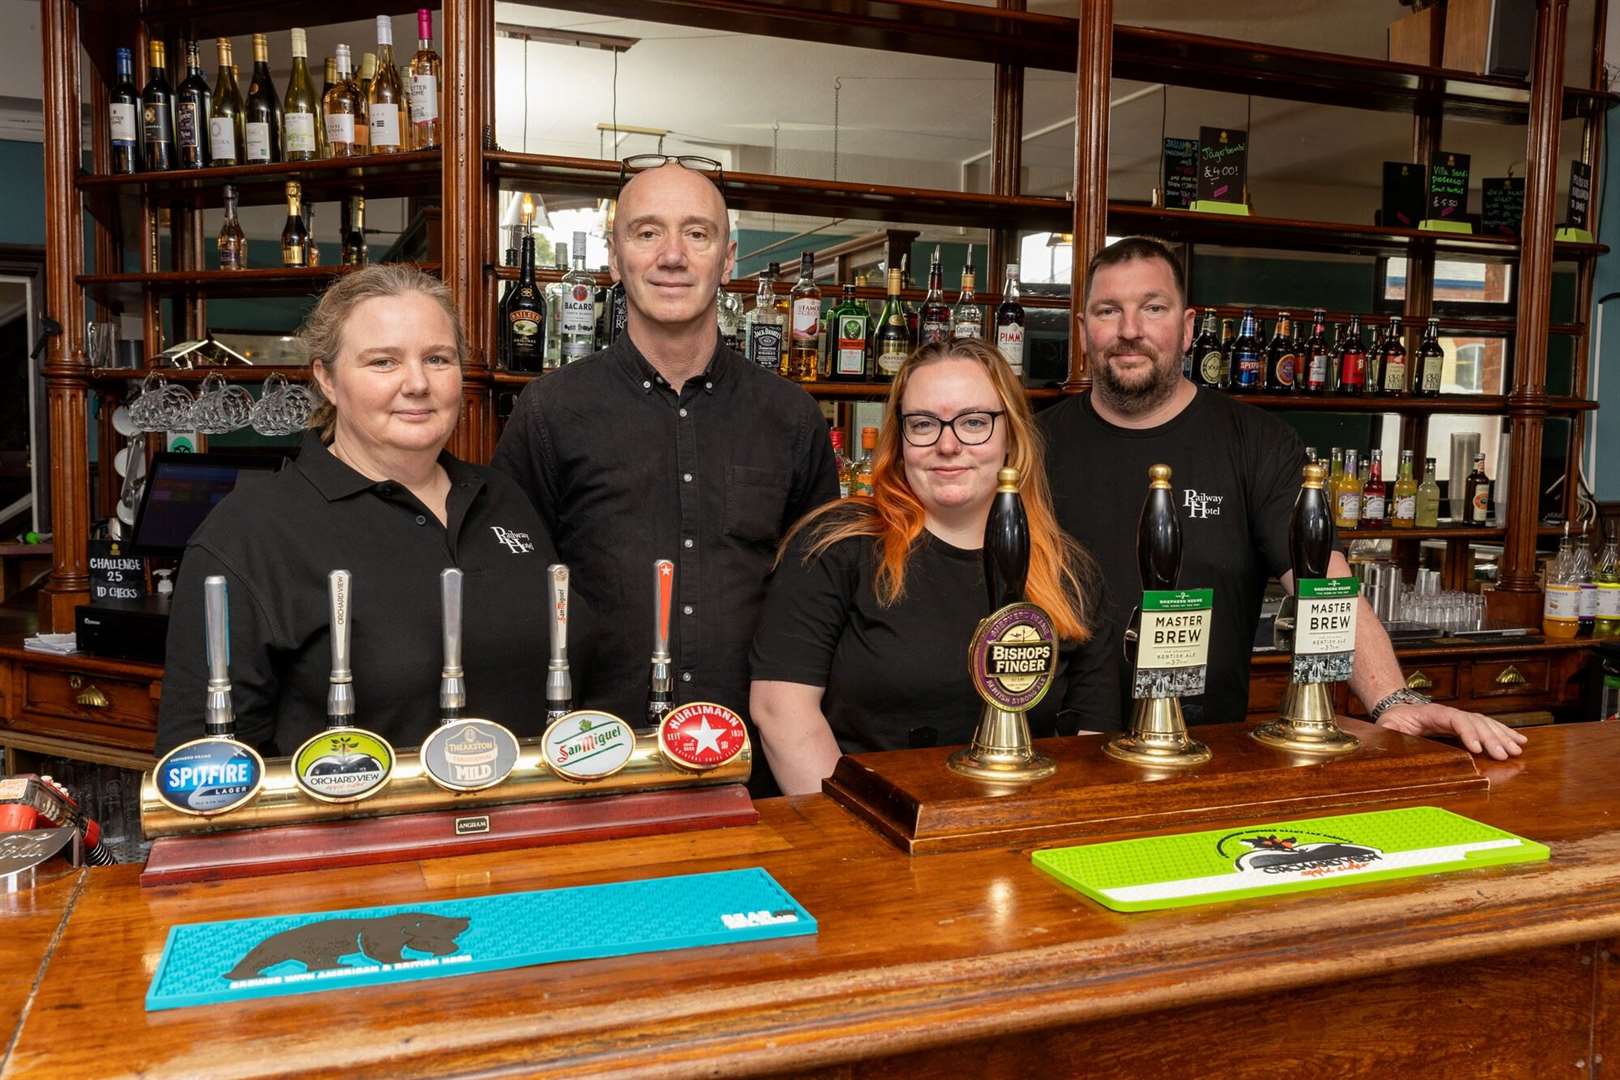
[1369,687,1432,721]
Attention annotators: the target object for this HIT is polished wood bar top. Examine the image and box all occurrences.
[1,871,81,1055]
[7,723,1620,1078]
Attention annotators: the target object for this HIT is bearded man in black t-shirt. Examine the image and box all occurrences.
[1038,236,1524,759]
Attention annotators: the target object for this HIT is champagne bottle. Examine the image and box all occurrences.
[244,33,281,164]
[208,39,243,166]
[174,41,212,169]
[280,181,309,268]
[341,195,367,266]
[875,266,909,379]
[408,7,442,150]
[140,40,176,172]
[282,29,319,161]
[323,45,364,158]
[368,16,406,154]
[109,48,140,174]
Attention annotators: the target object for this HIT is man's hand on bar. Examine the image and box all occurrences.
[1375,702,1528,761]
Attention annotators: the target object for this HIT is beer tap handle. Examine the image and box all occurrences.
[647,559,675,726]
[202,574,235,738]
[546,563,573,719]
[982,467,1030,611]
[1137,464,1182,592]
[439,568,465,722]
[326,569,355,726]
[1290,462,1334,581]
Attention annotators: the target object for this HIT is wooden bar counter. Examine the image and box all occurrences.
[6,723,1620,1078]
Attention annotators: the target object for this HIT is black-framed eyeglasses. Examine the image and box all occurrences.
[898,410,1005,447]
[619,154,724,183]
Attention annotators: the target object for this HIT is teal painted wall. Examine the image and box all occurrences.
[0,140,46,247]
[1591,108,1620,502]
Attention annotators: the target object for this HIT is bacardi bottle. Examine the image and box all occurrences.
[559,231,597,363]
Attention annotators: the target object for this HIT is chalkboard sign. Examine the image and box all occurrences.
[1481,177,1525,237]
[1162,138,1199,210]
[1197,127,1248,204]
[1381,162,1426,228]
[1565,160,1591,231]
[1426,151,1471,222]
[88,539,145,603]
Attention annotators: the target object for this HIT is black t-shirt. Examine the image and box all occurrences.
[750,519,1120,758]
[1038,389,1302,724]
[155,433,570,758]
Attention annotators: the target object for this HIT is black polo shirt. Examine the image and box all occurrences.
[491,331,840,793]
[154,432,565,757]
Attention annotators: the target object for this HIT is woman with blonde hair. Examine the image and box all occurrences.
[156,264,569,758]
[749,338,1117,794]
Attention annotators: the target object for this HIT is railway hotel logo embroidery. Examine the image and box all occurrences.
[490,526,535,554]
[1182,488,1224,519]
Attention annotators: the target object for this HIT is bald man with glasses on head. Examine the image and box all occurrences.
[493,156,840,797]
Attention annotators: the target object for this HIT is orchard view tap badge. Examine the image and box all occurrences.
[291,729,394,802]
[658,702,748,770]
[968,602,1057,713]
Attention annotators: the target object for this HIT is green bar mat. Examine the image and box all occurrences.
[146,867,815,1011]
[1032,806,1546,912]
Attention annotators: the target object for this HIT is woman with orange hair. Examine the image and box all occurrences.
[749,339,1118,794]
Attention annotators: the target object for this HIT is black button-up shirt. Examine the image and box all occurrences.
[492,333,839,788]
[155,432,564,757]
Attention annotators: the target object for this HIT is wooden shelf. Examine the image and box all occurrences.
[1337,524,1565,541]
[1190,303,1584,339]
[487,151,1072,231]
[76,261,442,305]
[488,367,1066,401]
[1225,392,1596,414]
[1111,203,1608,259]
[77,150,442,235]
[1113,24,1614,125]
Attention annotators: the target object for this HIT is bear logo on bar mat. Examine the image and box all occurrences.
[225,913,469,981]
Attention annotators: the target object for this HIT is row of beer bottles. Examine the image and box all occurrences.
[1186,309,1447,397]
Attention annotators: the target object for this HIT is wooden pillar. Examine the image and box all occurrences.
[1070,0,1112,389]
[445,0,494,461]
[1488,0,1567,625]
[38,0,89,631]
[988,0,1026,297]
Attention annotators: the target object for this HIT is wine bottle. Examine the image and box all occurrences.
[280,181,310,268]
[408,7,442,150]
[920,246,950,346]
[317,56,335,159]
[208,38,243,166]
[139,40,176,172]
[875,266,909,380]
[501,225,544,372]
[368,16,406,154]
[243,33,281,164]
[218,184,246,270]
[283,28,319,162]
[994,264,1026,376]
[1415,317,1444,397]
[174,40,212,169]
[109,48,140,174]
[323,45,364,158]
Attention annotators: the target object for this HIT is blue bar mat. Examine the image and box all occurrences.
[146,867,816,1011]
